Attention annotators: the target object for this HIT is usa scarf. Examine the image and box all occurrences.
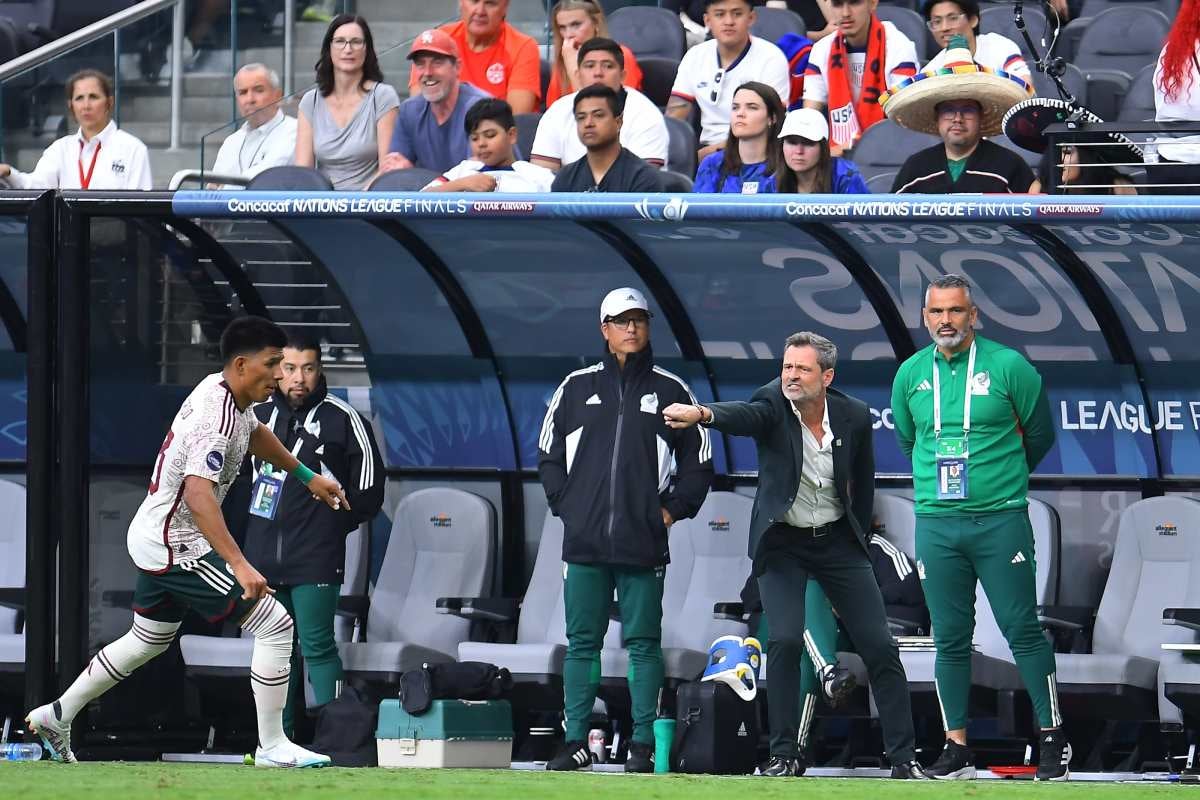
[826,15,887,149]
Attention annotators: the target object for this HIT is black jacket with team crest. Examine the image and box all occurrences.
[537,346,713,567]
[241,377,385,585]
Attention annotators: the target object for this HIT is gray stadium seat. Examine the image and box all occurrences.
[246,166,334,191]
[1079,0,1178,20]
[1050,496,1200,723]
[340,488,496,683]
[637,55,680,108]
[514,112,541,163]
[1031,63,1089,107]
[1118,63,1157,121]
[875,8,928,62]
[659,170,695,192]
[602,492,754,683]
[1072,7,1171,120]
[866,171,898,193]
[665,114,698,177]
[608,6,687,61]
[978,6,1049,68]
[848,119,940,181]
[368,168,441,191]
[752,7,809,43]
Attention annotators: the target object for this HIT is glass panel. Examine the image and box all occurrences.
[0,218,26,463]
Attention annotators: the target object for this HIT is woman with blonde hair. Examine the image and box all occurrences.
[546,0,642,107]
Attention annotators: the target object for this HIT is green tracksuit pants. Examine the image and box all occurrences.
[915,510,1062,731]
[275,583,343,735]
[562,562,665,744]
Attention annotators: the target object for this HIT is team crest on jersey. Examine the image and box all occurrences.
[486,61,505,84]
[971,371,991,396]
[206,450,224,471]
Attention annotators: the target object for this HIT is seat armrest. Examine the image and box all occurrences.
[714,601,746,621]
[1038,604,1093,631]
[0,588,23,611]
[337,594,369,620]
[887,616,924,636]
[1163,608,1200,631]
[436,596,520,623]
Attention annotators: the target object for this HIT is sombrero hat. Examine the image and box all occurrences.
[1002,97,1143,166]
[879,35,1032,137]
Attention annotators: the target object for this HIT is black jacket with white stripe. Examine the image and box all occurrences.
[241,377,385,585]
[538,346,713,567]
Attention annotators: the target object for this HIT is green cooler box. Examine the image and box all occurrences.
[376,699,514,768]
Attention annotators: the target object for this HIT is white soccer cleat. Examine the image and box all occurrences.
[254,739,332,768]
[25,702,76,763]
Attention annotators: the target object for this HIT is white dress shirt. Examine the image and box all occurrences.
[782,392,846,529]
[210,110,298,186]
[5,120,152,190]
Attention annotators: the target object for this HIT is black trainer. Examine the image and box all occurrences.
[546,740,592,771]
[1035,729,1072,781]
[759,755,802,777]
[890,759,933,779]
[925,739,977,780]
[625,741,654,773]
[820,663,858,708]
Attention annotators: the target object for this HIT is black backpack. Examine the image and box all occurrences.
[670,681,760,774]
[311,686,379,767]
[398,661,513,715]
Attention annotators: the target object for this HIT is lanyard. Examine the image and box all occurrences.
[78,140,101,189]
[932,339,976,439]
[238,114,283,172]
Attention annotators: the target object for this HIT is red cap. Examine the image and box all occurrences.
[407,29,459,60]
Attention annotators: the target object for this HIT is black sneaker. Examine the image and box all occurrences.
[625,741,654,773]
[546,740,592,771]
[759,755,802,776]
[891,759,933,779]
[925,739,977,780]
[820,663,858,708]
[1035,729,1072,781]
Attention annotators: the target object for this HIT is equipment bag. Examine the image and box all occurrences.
[399,661,513,715]
[311,685,379,767]
[670,680,759,774]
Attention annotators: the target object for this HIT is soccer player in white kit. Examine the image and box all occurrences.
[26,316,350,767]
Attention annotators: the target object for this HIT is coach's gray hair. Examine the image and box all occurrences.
[925,273,974,307]
[783,331,837,371]
[236,62,282,89]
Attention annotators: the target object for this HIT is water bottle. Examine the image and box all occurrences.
[587,728,607,764]
[3,743,44,761]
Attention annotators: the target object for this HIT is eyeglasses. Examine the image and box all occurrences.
[937,103,980,119]
[604,314,650,329]
[927,11,966,29]
[331,37,366,50]
[710,68,725,103]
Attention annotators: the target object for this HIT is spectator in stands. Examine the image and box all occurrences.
[802,0,919,155]
[210,64,298,188]
[417,0,541,114]
[922,0,1030,81]
[551,85,662,192]
[1038,145,1136,194]
[1150,0,1200,195]
[381,30,491,175]
[694,82,785,192]
[547,1,643,108]
[532,38,668,172]
[775,108,869,193]
[295,15,399,190]
[668,0,791,160]
[0,69,151,190]
[423,99,555,192]
[1003,98,1139,194]
[884,36,1037,193]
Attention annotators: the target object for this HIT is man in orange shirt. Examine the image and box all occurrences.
[411,0,541,114]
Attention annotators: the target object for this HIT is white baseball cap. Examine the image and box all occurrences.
[599,287,651,322]
[778,108,829,142]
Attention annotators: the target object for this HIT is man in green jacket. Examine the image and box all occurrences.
[891,273,1069,781]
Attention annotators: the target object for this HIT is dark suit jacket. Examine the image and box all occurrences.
[706,380,875,566]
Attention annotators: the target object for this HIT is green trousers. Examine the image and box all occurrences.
[274,583,343,735]
[562,562,664,744]
[915,510,1061,731]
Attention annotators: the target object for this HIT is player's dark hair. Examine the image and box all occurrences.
[220,316,288,362]
[465,98,516,135]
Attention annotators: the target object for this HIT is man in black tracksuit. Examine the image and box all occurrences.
[241,337,384,734]
[538,287,713,772]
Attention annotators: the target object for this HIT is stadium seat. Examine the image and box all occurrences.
[246,166,334,191]
[514,112,541,163]
[1049,496,1200,724]
[540,58,552,104]
[658,170,695,192]
[1079,0,1178,20]
[665,114,698,177]
[848,119,940,181]
[1072,7,1171,120]
[339,488,496,684]
[1031,62,1090,107]
[866,171,898,193]
[875,7,929,61]
[368,168,441,191]
[637,55,680,108]
[752,7,809,42]
[978,6,1050,68]
[608,6,687,61]
[1118,63,1157,121]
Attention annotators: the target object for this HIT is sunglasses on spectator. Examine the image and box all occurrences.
[710,68,725,103]
[332,37,366,50]
[927,12,968,30]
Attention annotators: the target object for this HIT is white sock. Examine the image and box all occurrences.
[58,614,179,721]
[240,595,294,750]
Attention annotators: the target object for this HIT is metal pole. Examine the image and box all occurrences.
[113,30,121,127]
[284,0,294,97]
[170,0,183,150]
[230,0,239,121]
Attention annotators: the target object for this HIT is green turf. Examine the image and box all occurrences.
[0,763,1184,799]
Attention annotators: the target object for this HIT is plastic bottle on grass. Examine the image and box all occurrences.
[3,743,44,761]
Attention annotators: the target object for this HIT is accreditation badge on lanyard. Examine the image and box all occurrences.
[932,340,976,501]
[249,462,286,519]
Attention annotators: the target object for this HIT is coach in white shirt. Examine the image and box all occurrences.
[210,64,298,188]
[531,37,667,171]
[0,69,151,190]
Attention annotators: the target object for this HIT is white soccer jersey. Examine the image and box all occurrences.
[128,373,259,572]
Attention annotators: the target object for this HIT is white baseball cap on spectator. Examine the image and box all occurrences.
[778,109,829,142]
[600,288,652,322]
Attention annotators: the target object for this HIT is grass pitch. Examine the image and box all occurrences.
[0,763,1185,800]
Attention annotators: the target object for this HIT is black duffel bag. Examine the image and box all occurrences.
[670,680,759,774]
[399,661,513,715]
